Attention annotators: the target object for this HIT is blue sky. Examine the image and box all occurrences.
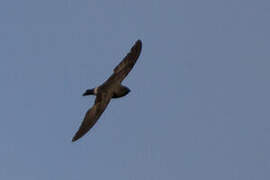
[0,0,270,179]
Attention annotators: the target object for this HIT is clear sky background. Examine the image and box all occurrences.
[0,0,270,179]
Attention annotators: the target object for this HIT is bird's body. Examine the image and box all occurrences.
[72,40,142,142]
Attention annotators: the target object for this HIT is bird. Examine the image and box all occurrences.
[72,40,142,142]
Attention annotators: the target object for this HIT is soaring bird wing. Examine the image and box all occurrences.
[72,92,112,142]
[109,40,142,83]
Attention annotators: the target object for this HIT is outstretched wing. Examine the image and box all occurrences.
[72,92,112,142]
[112,40,142,83]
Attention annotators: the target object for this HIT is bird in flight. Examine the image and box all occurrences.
[72,40,142,142]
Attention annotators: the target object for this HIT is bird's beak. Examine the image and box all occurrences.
[82,88,94,96]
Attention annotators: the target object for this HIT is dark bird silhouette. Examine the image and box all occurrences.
[72,40,142,142]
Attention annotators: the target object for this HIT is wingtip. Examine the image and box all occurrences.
[72,137,77,142]
[136,39,142,45]
[72,130,85,142]
[133,39,142,52]
[72,134,80,142]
